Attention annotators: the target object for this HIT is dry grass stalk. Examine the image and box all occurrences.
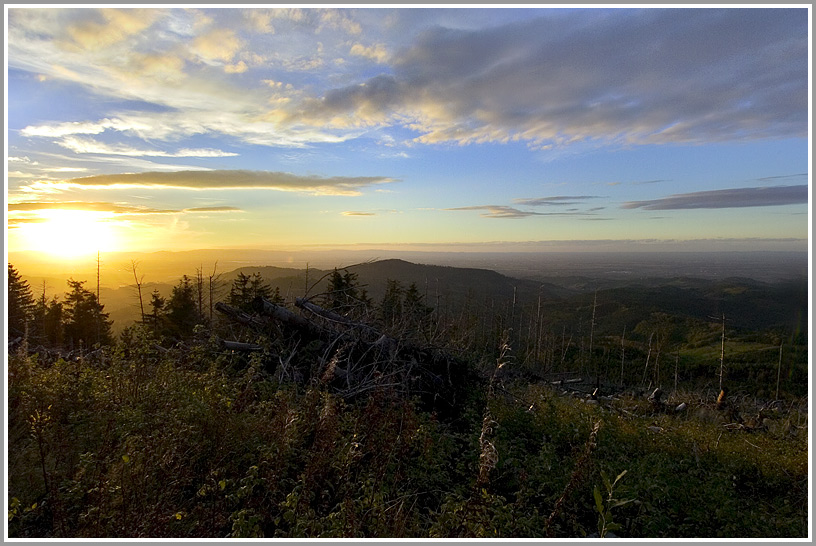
[477,411,499,487]
[545,419,602,537]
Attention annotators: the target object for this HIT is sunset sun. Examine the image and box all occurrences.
[19,210,119,258]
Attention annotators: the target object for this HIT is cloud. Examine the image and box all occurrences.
[23,110,356,150]
[224,61,248,74]
[34,170,397,196]
[513,195,600,206]
[57,136,238,158]
[446,205,572,219]
[42,166,89,173]
[342,211,376,216]
[350,43,389,63]
[8,201,245,217]
[7,201,178,215]
[244,9,275,33]
[7,8,807,156]
[21,118,145,138]
[621,185,808,210]
[184,206,243,213]
[299,9,807,146]
[191,27,242,63]
[755,173,808,183]
[63,8,160,51]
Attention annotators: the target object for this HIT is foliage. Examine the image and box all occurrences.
[228,271,281,311]
[323,268,370,317]
[164,275,204,339]
[62,279,113,348]
[8,263,36,336]
[593,469,634,537]
[6,263,809,538]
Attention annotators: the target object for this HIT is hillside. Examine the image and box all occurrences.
[23,258,807,344]
[7,256,809,539]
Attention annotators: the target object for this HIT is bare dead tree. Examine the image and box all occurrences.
[719,314,726,392]
[130,260,145,323]
[776,342,783,400]
[207,261,223,323]
[589,290,598,388]
[642,332,654,386]
[619,325,626,388]
[674,348,679,396]
[196,266,205,319]
[96,251,101,301]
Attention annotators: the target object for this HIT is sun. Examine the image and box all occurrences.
[18,210,120,258]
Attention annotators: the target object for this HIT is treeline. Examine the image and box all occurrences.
[8,264,112,351]
[8,261,808,399]
[8,264,434,354]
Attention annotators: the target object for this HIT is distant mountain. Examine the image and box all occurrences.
[18,257,807,340]
[223,259,571,305]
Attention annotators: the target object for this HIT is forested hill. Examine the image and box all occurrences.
[20,257,808,339]
[227,258,570,303]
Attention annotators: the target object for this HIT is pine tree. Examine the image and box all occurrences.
[403,281,433,337]
[147,289,167,336]
[32,291,64,348]
[324,269,368,316]
[63,279,112,348]
[165,275,202,339]
[379,279,404,330]
[8,263,35,337]
[228,272,279,311]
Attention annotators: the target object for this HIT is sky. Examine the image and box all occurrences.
[4,6,811,259]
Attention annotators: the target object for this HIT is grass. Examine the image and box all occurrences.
[6,329,809,538]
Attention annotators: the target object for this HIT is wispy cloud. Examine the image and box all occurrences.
[184,206,243,213]
[7,201,178,215]
[755,173,808,183]
[446,205,544,219]
[8,201,245,216]
[7,217,49,228]
[57,136,238,158]
[621,185,808,210]
[446,205,594,219]
[27,170,397,196]
[342,211,376,216]
[513,195,600,206]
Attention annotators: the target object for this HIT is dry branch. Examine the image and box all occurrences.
[221,339,263,352]
[214,302,267,331]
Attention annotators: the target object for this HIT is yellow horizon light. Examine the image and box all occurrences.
[14,209,120,258]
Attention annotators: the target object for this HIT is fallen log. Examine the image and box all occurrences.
[216,297,480,414]
[295,297,399,355]
[214,302,268,331]
[221,339,263,352]
[253,298,319,335]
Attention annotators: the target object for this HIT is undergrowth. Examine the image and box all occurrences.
[6,334,809,538]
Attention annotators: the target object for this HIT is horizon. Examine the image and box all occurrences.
[5,7,812,260]
[8,247,809,292]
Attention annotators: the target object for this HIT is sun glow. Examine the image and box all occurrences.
[17,210,120,258]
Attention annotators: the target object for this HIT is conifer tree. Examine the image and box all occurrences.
[63,279,112,348]
[379,279,404,330]
[7,263,35,337]
[165,275,202,339]
[32,291,64,348]
[147,289,167,336]
[324,269,365,313]
[228,271,280,311]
